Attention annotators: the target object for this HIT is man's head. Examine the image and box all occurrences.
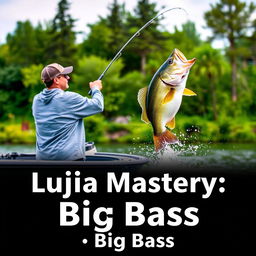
[41,63,73,90]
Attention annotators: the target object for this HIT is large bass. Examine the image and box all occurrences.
[138,48,196,151]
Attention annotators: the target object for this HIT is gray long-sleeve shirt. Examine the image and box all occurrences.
[32,87,103,160]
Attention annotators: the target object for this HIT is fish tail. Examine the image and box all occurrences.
[153,129,178,152]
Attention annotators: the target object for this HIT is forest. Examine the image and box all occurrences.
[0,0,255,145]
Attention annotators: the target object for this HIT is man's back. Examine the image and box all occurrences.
[33,87,103,160]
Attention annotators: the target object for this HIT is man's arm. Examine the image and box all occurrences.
[68,80,104,118]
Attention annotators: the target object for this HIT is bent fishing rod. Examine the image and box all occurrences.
[89,7,188,95]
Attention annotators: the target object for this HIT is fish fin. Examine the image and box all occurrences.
[183,88,197,96]
[166,117,175,130]
[162,88,175,104]
[138,87,150,124]
[153,129,178,152]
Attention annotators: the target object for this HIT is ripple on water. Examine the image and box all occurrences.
[129,140,256,171]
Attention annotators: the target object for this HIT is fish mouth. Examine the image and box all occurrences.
[160,74,186,86]
[160,78,176,87]
[173,48,196,65]
[174,48,187,62]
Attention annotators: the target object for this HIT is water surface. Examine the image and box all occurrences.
[0,143,255,171]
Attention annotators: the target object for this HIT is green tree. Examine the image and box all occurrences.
[253,19,256,53]
[0,65,30,119]
[80,0,127,60]
[171,21,202,55]
[6,21,39,66]
[33,22,54,65]
[191,44,227,120]
[72,55,145,118]
[105,0,127,57]
[46,0,77,65]
[118,71,145,116]
[72,55,126,117]
[126,0,165,75]
[5,21,52,66]
[242,65,256,116]
[21,64,44,104]
[81,20,112,59]
[247,18,256,64]
[0,44,10,67]
[204,0,256,102]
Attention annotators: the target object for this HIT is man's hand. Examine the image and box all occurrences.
[89,80,103,91]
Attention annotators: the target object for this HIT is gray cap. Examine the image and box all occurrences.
[41,63,73,82]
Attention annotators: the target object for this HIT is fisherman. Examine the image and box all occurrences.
[32,63,104,160]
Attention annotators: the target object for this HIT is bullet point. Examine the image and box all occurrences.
[82,238,88,244]
[219,187,225,193]
[219,177,225,183]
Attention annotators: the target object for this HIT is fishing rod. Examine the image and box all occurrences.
[88,7,188,95]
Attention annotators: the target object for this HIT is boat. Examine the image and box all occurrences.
[0,142,149,170]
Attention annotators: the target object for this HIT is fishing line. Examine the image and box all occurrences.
[88,7,188,95]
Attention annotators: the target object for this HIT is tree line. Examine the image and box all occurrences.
[0,0,255,124]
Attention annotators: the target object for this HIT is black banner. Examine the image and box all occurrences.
[0,162,255,255]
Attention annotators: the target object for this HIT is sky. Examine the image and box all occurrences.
[0,0,255,48]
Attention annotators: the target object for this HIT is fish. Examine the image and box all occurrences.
[138,48,196,152]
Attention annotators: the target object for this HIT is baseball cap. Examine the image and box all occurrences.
[41,63,73,82]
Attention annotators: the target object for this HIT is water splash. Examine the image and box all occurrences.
[130,137,256,171]
[130,133,210,169]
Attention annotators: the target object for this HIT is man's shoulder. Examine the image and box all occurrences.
[63,91,83,98]
[62,91,86,102]
[64,91,79,96]
[32,92,41,102]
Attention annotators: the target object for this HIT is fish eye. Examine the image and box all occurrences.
[168,59,173,64]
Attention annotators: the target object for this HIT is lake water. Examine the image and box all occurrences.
[0,142,255,171]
